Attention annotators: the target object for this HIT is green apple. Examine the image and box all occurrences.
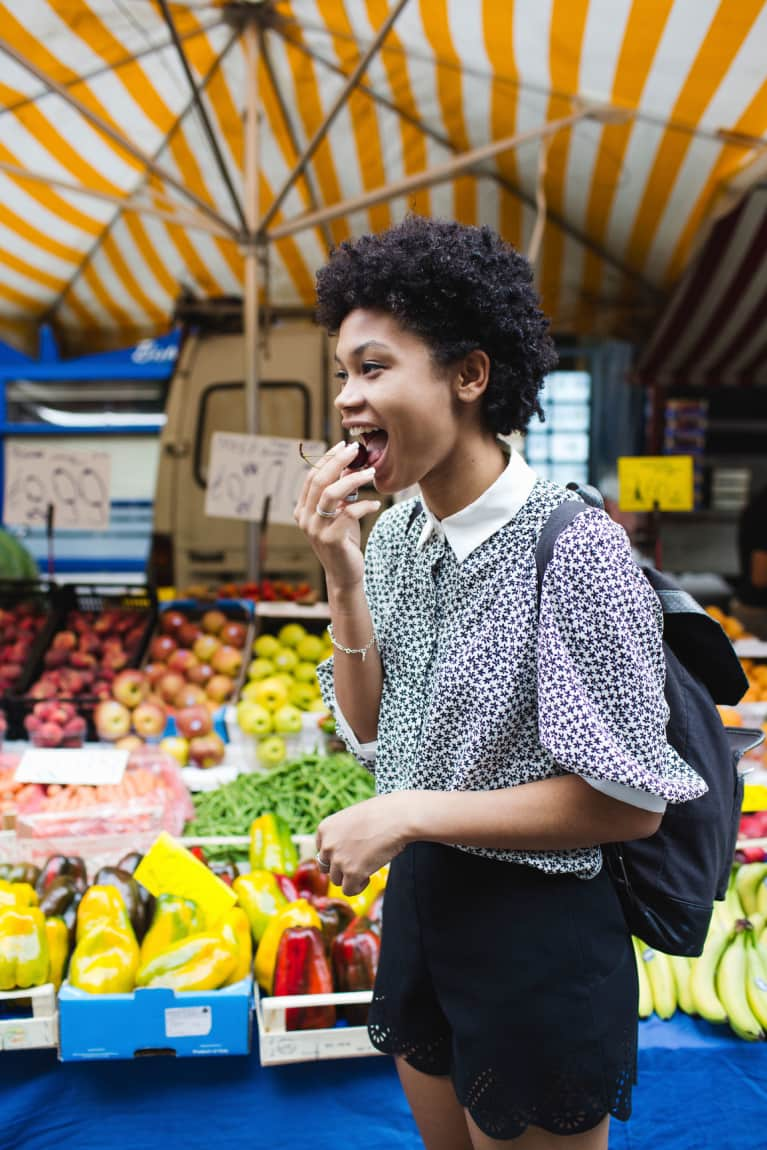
[257,734,287,768]
[273,703,303,734]
[295,634,324,663]
[273,647,299,672]
[247,657,275,681]
[289,680,318,711]
[252,676,289,712]
[293,660,319,684]
[241,680,266,704]
[273,672,295,690]
[278,622,307,648]
[236,700,273,736]
[252,634,281,659]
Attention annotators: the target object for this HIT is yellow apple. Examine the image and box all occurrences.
[295,634,324,663]
[159,735,189,766]
[273,703,303,734]
[273,647,299,673]
[247,657,275,681]
[278,622,307,648]
[293,660,320,684]
[256,734,287,768]
[289,680,317,711]
[252,676,290,712]
[236,700,273,736]
[252,633,281,659]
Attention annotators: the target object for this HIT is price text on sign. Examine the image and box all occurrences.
[3,443,111,531]
[617,455,694,512]
[15,747,129,787]
[204,433,326,525]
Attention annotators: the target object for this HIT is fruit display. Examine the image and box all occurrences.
[179,579,318,604]
[236,621,331,768]
[633,863,767,1040]
[0,591,52,697]
[24,701,87,749]
[184,751,376,839]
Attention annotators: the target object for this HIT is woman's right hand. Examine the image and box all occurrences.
[293,441,380,593]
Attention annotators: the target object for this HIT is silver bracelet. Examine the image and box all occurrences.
[327,622,377,661]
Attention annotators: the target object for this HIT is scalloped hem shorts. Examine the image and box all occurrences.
[367,842,638,1141]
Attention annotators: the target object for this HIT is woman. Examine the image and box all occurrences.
[294,216,705,1150]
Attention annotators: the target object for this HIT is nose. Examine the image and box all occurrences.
[334,372,364,414]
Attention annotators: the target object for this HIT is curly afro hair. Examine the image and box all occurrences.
[315,215,557,435]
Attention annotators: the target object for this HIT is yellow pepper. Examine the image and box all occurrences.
[253,898,321,993]
[233,870,287,943]
[139,894,205,966]
[68,923,139,994]
[249,813,298,876]
[45,916,70,990]
[76,885,133,943]
[0,880,39,909]
[328,864,389,918]
[135,930,238,991]
[220,907,253,985]
[0,906,51,990]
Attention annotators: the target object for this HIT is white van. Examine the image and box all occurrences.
[151,305,346,593]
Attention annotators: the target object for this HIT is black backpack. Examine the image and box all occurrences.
[536,487,763,957]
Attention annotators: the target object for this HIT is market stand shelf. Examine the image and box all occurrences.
[0,983,57,1051]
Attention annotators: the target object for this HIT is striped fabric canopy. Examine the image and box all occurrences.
[0,0,766,370]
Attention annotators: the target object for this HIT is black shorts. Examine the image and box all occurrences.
[368,842,637,1140]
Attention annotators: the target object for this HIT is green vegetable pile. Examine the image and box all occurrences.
[185,751,376,839]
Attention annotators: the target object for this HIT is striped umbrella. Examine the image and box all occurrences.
[0,0,765,387]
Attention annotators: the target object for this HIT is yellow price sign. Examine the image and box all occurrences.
[135,832,236,924]
[617,455,694,512]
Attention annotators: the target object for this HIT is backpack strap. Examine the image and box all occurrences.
[534,500,590,602]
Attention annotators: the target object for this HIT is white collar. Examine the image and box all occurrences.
[416,449,538,563]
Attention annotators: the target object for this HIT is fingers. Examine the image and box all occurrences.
[315,829,370,896]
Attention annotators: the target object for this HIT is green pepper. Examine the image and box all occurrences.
[248,813,298,877]
[233,870,288,944]
[93,866,148,940]
[35,856,87,898]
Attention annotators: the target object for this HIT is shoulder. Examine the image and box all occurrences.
[365,497,422,561]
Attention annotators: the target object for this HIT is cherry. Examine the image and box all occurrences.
[347,442,369,470]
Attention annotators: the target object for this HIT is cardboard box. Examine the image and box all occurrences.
[256,986,381,1065]
[58,976,252,1060]
[0,984,58,1051]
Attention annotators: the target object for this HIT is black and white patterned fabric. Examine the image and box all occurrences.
[317,475,706,879]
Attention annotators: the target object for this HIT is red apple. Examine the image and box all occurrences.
[220,621,247,649]
[61,715,87,747]
[158,671,186,705]
[132,700,167,739]
[150,634,177,662]
[33,721,64,748]
[178,621,202,649]
[206,673,234,703]
[201,609,227,635]
[52,630,77,651]
[160,609,187,636]
[167,648,199,676]
[174,683,208,709]
[144,662,168,686]
[187,731,226,767]
[210,645,243,677]
[43,648,69,669]
[94,699,132,741]
[175,704,213,739]
[187,662,214,687]
[193,634,220,663]
[112,669,149,709]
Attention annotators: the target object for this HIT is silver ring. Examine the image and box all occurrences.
[316,852,331,872]
[344,491,359,503]
[316,504,340,519]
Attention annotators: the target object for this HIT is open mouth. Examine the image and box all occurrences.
[347,426,389,469]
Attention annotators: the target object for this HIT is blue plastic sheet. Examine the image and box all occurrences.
[2,1016,765,1150]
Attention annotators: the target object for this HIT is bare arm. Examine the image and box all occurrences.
[316,775,662,894]
[325,584,382,743]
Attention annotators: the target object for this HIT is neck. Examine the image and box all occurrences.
[420,433,507,520]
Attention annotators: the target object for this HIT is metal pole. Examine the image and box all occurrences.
[243,20,260,581]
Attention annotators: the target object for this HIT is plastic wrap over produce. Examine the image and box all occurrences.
[10,748,194,839]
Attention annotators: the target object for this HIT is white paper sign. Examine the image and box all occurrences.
[14,747,129,786]
[165,1005,213,1038]
[205,433,326,525]
[3,443,111,531]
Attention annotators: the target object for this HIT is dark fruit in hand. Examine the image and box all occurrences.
[347,442,369,470]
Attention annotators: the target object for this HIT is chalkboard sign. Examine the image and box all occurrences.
[205,433,326,525]
[3,443,111,531]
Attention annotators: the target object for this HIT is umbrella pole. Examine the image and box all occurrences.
[244,19,260,582]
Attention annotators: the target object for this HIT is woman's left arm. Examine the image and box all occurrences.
[316,778,661,895]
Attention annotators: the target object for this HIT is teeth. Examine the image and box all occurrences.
[347,425,380,439]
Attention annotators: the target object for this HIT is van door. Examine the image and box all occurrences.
[154,323,339,592]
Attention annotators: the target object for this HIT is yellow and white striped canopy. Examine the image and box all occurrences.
[0,0,765,355]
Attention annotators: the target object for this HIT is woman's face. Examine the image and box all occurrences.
[333,308,463,495]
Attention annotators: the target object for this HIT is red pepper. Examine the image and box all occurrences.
[273,925,336,1031]
[332,916,381,1025]
[273,873,299,902]
[189,846,208,864]
[294,858,330,899]
[310,895,355,955]
[209,860,239,887]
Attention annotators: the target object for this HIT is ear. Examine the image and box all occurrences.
[455,350,491,405]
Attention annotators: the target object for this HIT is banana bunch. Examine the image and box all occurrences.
[632,862,767,1041]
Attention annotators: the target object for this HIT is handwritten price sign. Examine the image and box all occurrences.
[205,433,326,525]
[3,443,111,531]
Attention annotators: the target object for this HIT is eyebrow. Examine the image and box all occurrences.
[334,340,391,364]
